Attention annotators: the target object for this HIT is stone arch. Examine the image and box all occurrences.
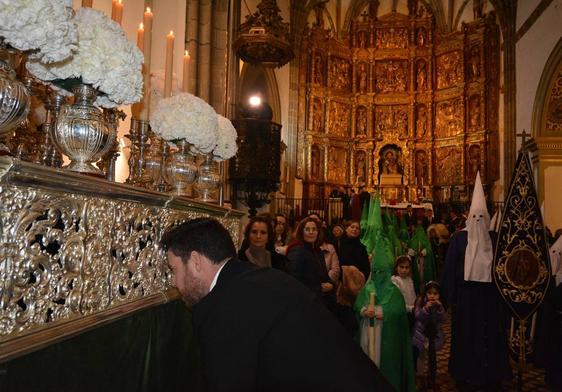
[532,38,562,137]
[530,38,562,213]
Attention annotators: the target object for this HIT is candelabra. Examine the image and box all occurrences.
[126,118,151,187]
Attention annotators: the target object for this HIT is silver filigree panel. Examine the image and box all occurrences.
[0,184,240,338]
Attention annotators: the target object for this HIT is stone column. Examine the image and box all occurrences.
[197,0,212,101]
[210,1,229,114]
[185,0,199,95]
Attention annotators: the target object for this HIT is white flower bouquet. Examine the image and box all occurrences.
[213,115,238,161]
[26,8,143,108]
[0,0,77,63]
[150,92,219,154]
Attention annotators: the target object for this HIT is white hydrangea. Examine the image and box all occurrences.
[150,93,218,154]
[26,8,143,108]
[0,0,77,63]
[213,115,238,161]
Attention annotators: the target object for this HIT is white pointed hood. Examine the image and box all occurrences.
[464,172,493,282]
[550,234,562,286]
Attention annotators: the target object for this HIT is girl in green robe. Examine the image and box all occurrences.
[354,246,416,391]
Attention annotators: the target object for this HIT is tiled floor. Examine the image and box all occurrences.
[428,319,550,391]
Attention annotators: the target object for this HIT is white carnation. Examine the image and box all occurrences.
[213,115,238,161]
[0,0,77,63]
[150,93,218,153]
[26,8,143,108]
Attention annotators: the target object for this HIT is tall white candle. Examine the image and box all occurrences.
[139,7,153,121]
[164,31,175,98]
[182,50,190,93]
[111,0,123,25]
[137,23,144,52]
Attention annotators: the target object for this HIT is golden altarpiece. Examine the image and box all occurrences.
[297,3,500,202]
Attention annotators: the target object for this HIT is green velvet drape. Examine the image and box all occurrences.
[0,300,204,392]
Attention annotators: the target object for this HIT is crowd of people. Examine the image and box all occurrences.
[237,199,460,391]
[236,182,562,391]
[163,175,562,391]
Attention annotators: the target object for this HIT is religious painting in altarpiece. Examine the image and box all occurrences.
[297,4,500,201]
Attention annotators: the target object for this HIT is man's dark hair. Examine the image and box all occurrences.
[161,218,236,264]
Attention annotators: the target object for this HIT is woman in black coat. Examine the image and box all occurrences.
[286,217,334,308]
[337,221,371,281]
[334,220,370,336]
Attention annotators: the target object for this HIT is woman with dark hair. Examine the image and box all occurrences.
[286,218,334,306]
[238,216,286,271]
[274,213,292,248]
[338,221,371,281]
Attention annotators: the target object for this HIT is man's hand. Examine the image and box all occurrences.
[321,282,334,292]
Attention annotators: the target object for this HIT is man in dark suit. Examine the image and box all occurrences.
[161,218,393,392]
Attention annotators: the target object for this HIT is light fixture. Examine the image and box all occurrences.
[248,95,262,107]
[233,0,294,68]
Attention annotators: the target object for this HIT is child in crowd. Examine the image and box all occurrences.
[412,281,446,390]
[391,255,416,323]
[391,255,416,312]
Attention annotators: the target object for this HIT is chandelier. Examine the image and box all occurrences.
[233,0,294,68]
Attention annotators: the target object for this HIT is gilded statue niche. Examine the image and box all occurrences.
[327,146,347,183]
[436,51,463,89]
[468,94,482,131]
[416,104,429,138]
[329,57,351,91]
[416,27,427,48]
[468,45,481,81]
[415,150,429,186]
[416,60,428,91]
[328,101,350,137]
[434,147,462,185]
[356,106,368,137]
[310,144,323,181]
[435,98,464,138]
[312,98,324,132]
[375,60,409,93]
[356,62,369,94]
[355,150,367,185]
[379,145,404,175]
[356,30,369,49]
[313,52,325,85]
[467,144,482,182]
